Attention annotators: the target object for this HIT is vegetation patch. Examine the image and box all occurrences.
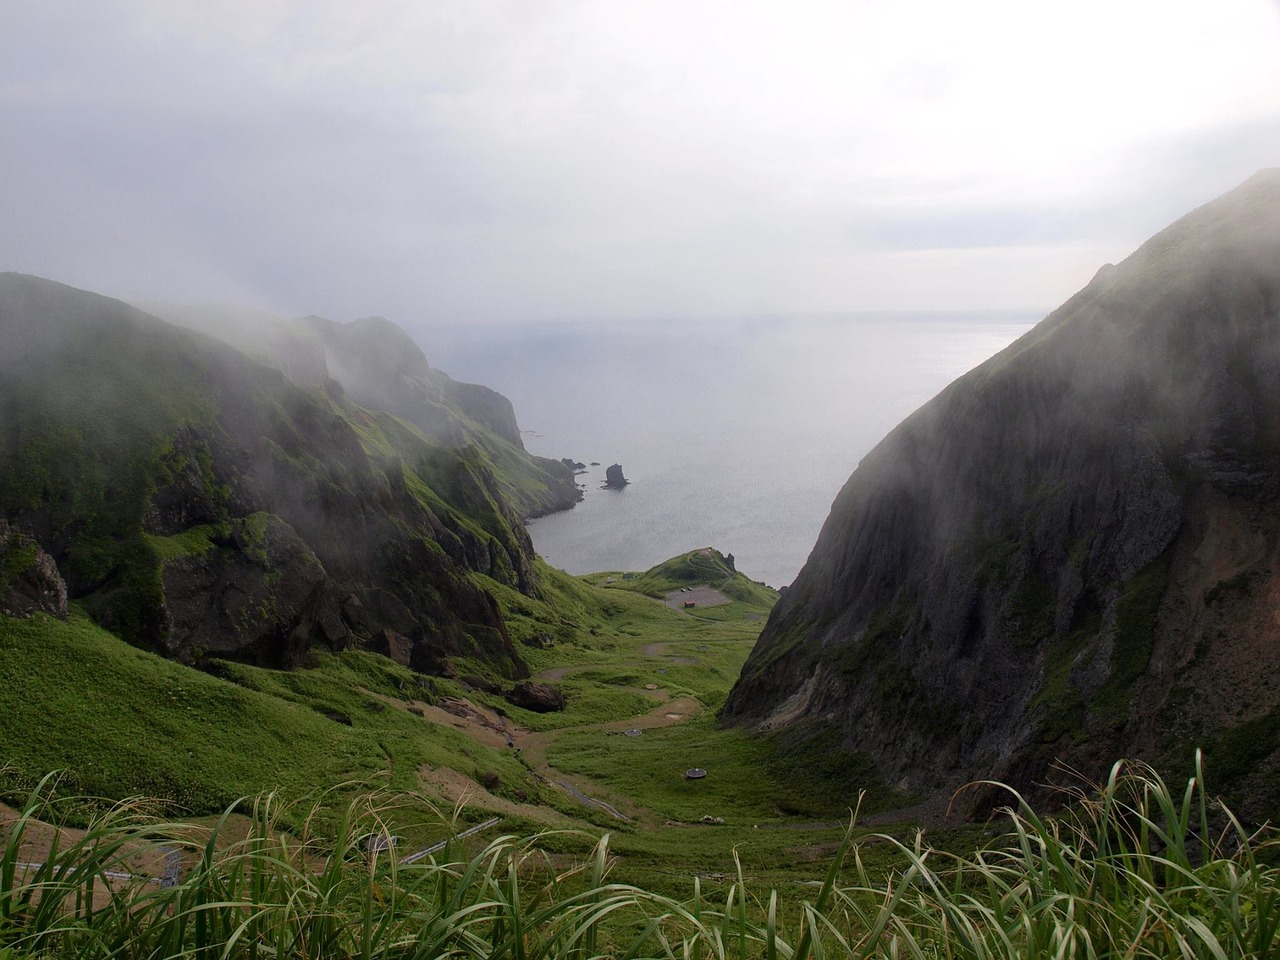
[1201,704,1280,819]
[0,612,541,820]
[587,548,777,611]
[833,593,915,678]
[1203,567,1267,606]
[1093,552,1171,722]
[145,523,227,562]
[0,537,39,594]
[1008,566,1055,647]
[762,724,906,814]
[1030,619,1096,745]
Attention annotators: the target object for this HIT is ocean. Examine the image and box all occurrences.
[423,312,1039,589]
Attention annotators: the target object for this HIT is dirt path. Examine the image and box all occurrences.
[0,803,272,899]
[385,660,704,825]
[513,695,701,823]
[517,695,702,767]
[417,766,582,827]
[366,614,728,826]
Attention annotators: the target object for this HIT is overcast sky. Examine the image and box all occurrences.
[3,1,1279,325]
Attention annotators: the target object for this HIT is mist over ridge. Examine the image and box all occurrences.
[0,273,583,674]
[723,168,1280,819]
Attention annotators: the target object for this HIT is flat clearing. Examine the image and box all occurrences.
[662,586,731,609]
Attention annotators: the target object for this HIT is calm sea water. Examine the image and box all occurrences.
[422,313,1039,589]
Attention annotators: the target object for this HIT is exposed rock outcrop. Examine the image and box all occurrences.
[147,305,583,520]
[300,315,581,517]
[604,464,629,488]
[0,519,67,619]
[157,513,346,667]
[722,170,1280,818]
[506,680,566,713]
[368,627,413,667]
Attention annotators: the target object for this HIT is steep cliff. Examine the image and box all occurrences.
[0,518,67,619]
[142,303,581,520]
[0,274,545,675]
[722,170,1280,816]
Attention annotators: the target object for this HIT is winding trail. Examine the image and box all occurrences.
[550,779,630,821]
[513,693,703,823]
[402,817,504,863]
[415,636,710,824]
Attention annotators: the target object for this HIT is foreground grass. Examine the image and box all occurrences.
[3,758,1277,959]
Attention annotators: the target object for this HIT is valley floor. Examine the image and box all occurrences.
[5,556,1279,959]
[5,554,934,893]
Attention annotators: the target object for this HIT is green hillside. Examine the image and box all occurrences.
[0,274,563,674]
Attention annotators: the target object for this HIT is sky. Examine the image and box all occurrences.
[3,1,1279,326]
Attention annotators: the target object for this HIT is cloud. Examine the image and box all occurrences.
[2,0,1278,322]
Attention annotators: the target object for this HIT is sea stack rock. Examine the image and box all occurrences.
[604,464,629,488]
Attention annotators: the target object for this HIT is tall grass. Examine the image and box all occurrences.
[2,757,1277,958]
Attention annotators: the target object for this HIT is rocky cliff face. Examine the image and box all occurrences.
[140,303,581,520]
[302,315,522,445]
[0,518,67,619]
[299,315,581,519]
[0,274,544,674]
[722,170,1280,817]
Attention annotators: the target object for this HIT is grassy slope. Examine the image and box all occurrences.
[0,538,971,904]
[1,551,896,891]
[12,542,1263,932]
[0,278,563,672]
[0,612,535,827]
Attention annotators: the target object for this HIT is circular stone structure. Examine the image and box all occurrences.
[624,729,642,737]
[685,768,707,780]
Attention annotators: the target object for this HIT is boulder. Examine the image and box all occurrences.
[368,627,413,667]
[506,680,566,713]
[0,520,68,619]
[158,513,346,667]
